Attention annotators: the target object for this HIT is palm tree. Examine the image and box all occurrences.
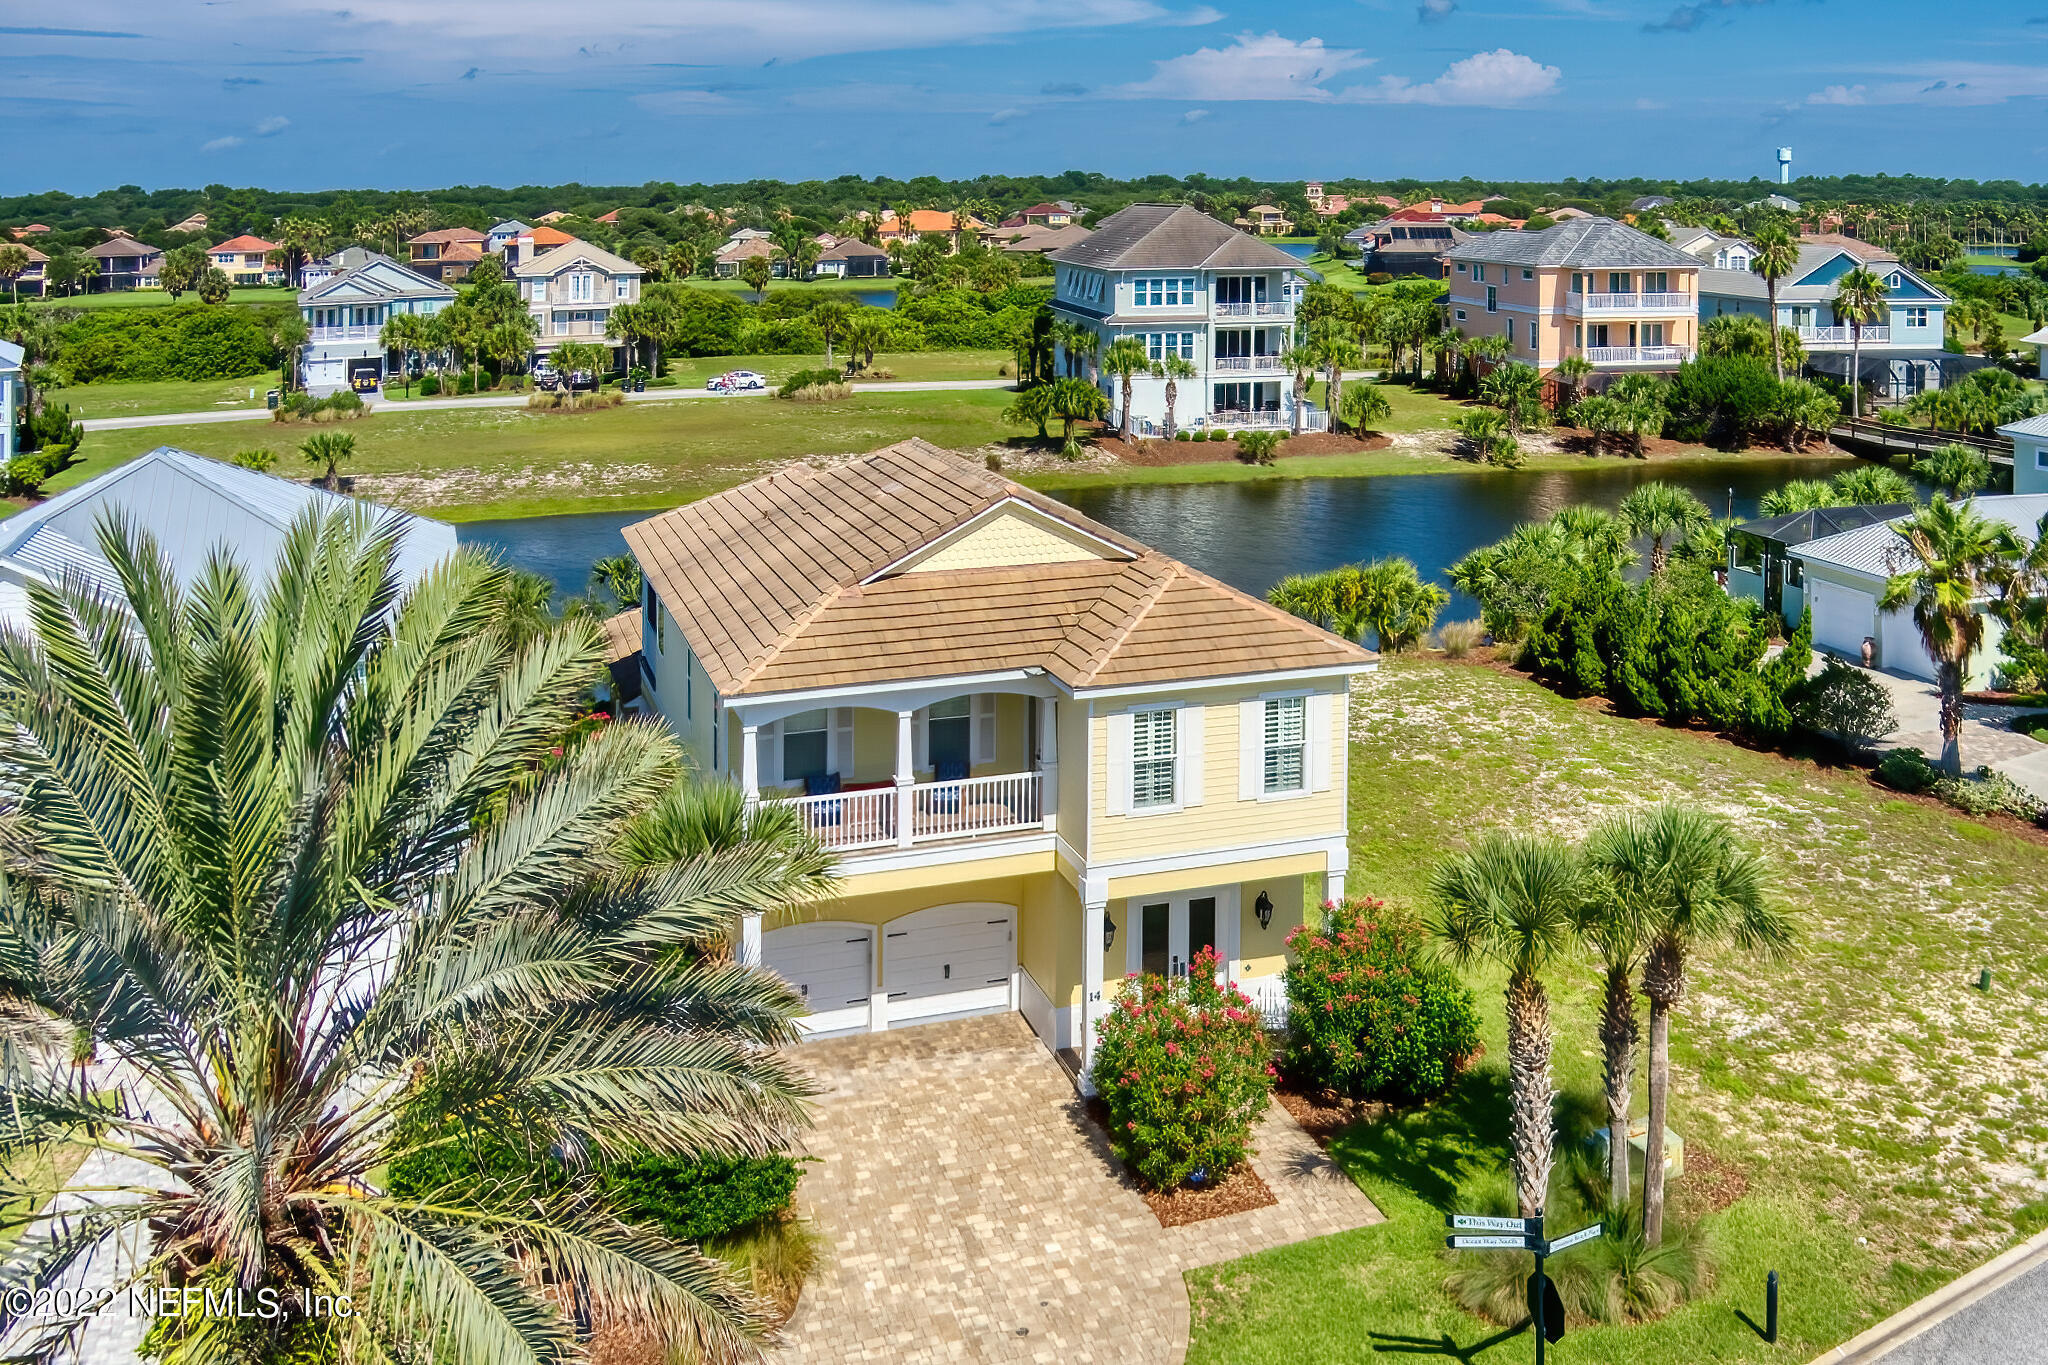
[812,298,852,368]
[740,255,772,302]
[1749,226,1801,382]
[1282,342,1318,436]
[1555,354,1594,416]
[1578,814,1655,1210]
[0,245,27,304]
[380,312,426,396]
[1101,335,1152,442]
[1831,464,1916,505]
[1155,352,1196,439]
[299,429,356,489]
[270,309,311,396]
[1339,382,1393,435]
[1834,267,1890,419]
[1620,806,1788,1244]
[1429,833,1584,1219]
[590,553,644,609]
[0,510,829,1363]
[1910,442,1991,497]
[1618,482,1711,575]
[665,240,700,282]
[1052,319,1098,379]
[1880,497,2022,772]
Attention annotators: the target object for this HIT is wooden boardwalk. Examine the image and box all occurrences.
[1829,417,2014,466]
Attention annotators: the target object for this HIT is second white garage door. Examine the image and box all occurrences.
[763,922,874,1038]
[882,902,1017,1027]
[1879,606,1937,681]
[1809,578,1877,660]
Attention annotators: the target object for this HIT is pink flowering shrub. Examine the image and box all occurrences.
[1089,947,1273,1190]
[1282,896,1480,1102]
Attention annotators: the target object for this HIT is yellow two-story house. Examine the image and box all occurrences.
[623,440,1374,1073]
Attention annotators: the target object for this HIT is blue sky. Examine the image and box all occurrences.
[6,0,2048,193]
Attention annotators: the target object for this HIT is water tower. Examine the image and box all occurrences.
[1777,147,1793,186]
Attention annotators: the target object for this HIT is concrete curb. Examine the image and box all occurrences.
[1809,1226,2048,1364]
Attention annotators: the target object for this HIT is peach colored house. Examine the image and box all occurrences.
[1443,216,1701,375]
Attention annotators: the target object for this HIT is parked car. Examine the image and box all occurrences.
[568,369,599,392]
[533,365,561,392]
[706,370,767,393]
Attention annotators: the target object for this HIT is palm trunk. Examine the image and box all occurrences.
[1641,936,1683,1246]
[1850,326,1863,418]
[1120,376,1133,442]
[1650,536,1668,576]
[1768,279,1783,383]
[1291,376,1305,436]
[1326,362,1341,433]
[1600,964,1638,1210]
[1504,970,1556,1220]
[1939,661,1964,773]
[1164,380,1177,439]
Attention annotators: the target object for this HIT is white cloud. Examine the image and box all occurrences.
[1181,107,1210,122]
[255,114,290,135]
[1119,32,1374,101]
[200,135,244,151]
[1807,83,1865,105]
[988,106,1026,124]
[1418,0,1457,20]
[1164,4,1225,23]
[1364,48,1561,105]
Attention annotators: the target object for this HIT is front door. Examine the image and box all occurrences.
[1131,892,1228,982]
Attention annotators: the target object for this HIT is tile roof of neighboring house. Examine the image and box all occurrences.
[624,439,1373,698]
[438,242,485,263]
[536,211,570,224]
[9,245,48,264]
[1699,243,1932,303]
[996,224,1095,254]
[1630,196,1676,210]
[881,209,970,236]
[1443,216,1701,270]
[715,237,776,263]
[1049,203,1305,272]
[408,227,487,245]
[595,210,620,223]
[1797,495,2048,580]
[515,239,641,278]
[601,608,643,664]
[1800,232,1895,262]
[528,225,575,247]
[17,225,51,235]
[489,220,530,235]
[86,236,159,259]
[210,235,278,253]
[1735,503,1914,547]
[817,239,888,261]
[167,213,209,234]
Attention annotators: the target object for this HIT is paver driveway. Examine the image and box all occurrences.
[777,1013,1382,1365]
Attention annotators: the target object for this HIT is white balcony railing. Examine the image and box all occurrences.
[308,326,380,342]
[774,772,1044,853]
[1585,345,1691,365]
[1212,355,1288,372]
[1798,326,1890,346]
[1206,407,1328,431]
[1213,301,1294,318]
[1571,292,1693,312]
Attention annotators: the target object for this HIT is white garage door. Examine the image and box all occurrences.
[1880,607,1937,681]
[882,902,1017,1027]
[763,922,873,1038]
[1809,578,1876,660]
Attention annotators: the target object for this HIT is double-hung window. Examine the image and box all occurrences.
[1131,707,1178,809]
[1144,331,1195,361]
[1486,285,1497,313]
[1528,321,1539,350]
[569,272,594,303]
[615,278,630,300]
[1261,697,1306,795]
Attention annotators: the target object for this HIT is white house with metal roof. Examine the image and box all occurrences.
[0,338,19,468]
[0,446,458,637]
[1696,242,1956,399]
[1793,494,2048,687]
[2002,412,2048,495]
[1047,204,1320,434]
[296,251,455,396]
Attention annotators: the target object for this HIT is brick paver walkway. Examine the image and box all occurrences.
[777,1013,1382,1364]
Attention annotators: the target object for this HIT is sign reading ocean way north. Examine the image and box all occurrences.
[1447,1233,1540,1250]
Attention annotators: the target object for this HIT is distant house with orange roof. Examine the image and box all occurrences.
[594,210,621,224]
[11,225,51,241]
[1304,183,1357,218]
[0,243,47,297]
[210,234,282,286]
[535,211,571,225]
[405,227,488,282]
[877,209,987,254]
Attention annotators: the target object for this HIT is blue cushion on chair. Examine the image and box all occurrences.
[803,771,843,796]
[933,758,969,783]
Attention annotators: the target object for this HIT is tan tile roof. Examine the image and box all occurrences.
[408,227,487,245]
[624,439,1372,698]
[601,608,643,664]
[1049,204,1303,272]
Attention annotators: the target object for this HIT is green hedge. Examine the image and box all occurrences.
[58,301,284,383]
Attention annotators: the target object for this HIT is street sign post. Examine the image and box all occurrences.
[1442,1212,1604,1364]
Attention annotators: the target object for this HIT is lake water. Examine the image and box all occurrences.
[853,289,898,309]
[1273,242,1316,260]
[456,456,1852,616]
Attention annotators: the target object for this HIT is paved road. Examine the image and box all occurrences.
[1875,1256,2048,1363]
[1847,663,2048,801]
[79,377,1017,433]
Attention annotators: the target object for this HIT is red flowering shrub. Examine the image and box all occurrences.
[1089,947,1273,1190]
[1282,896,1481,1102]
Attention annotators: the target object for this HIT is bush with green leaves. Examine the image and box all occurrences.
[1282,897,1480,1102]
[1662,355,1783,450]
[1788,657,1900,749]
[230,448,278,472]
[776,366,845,398]
[1236,428,1283,465]
[1207,428,1229,442]
[1877,746,1939,793]
[1090,948,1272,1191]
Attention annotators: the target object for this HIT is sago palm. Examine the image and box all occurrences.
[299,430,355,490]
[1620,805,1787,1245]
[0,508,830,1364]
[1879,497,2022,772]
[1429,833,1583,1219]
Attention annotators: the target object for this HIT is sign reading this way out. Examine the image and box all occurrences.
[1445,1214,1538,1233]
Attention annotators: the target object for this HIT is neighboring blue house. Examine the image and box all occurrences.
[0,338,20,467]
[296,250,454,396]
[1693,242,1961,399]
[2003,413,2048,496]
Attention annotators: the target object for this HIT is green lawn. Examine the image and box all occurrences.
[1305,252,1383,294]
[378,350,1012,402]
[1188,659,2048,1362]
[31,287,297,311]
[67,387,1022,521]
[690,276,900,298]
[54,375,276,420]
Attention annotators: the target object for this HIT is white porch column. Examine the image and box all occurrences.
[739,911,762,968]
[740,723,760,805]
[1080,897,1107,1072]
[895,709,915,848]
[1323,845,1350,910]
[1039,698,1059,830]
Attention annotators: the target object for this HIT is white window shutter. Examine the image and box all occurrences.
[912,707,928,772]
[1106,709,1133,816]
[1309,692,1332,792]
[1238,698,1261,800]
[1177,704,1205,807]
[973,694,996,765]
[831,707,854,777]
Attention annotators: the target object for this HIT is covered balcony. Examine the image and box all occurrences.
[1797,325,1889,348]
[1568,291,1693,314]
[1586,345,1693,366]
[738,692,1059,855]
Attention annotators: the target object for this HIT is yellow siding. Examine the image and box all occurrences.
[1106,850,1327,901]
[1057,700,1090,860]
[1019,873,1083,1013]
[898,509,1107,572]
[1235,873,1307,980]
[828,850,1054,900]
[1087,683,1349,862]
[851,708,896,784]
